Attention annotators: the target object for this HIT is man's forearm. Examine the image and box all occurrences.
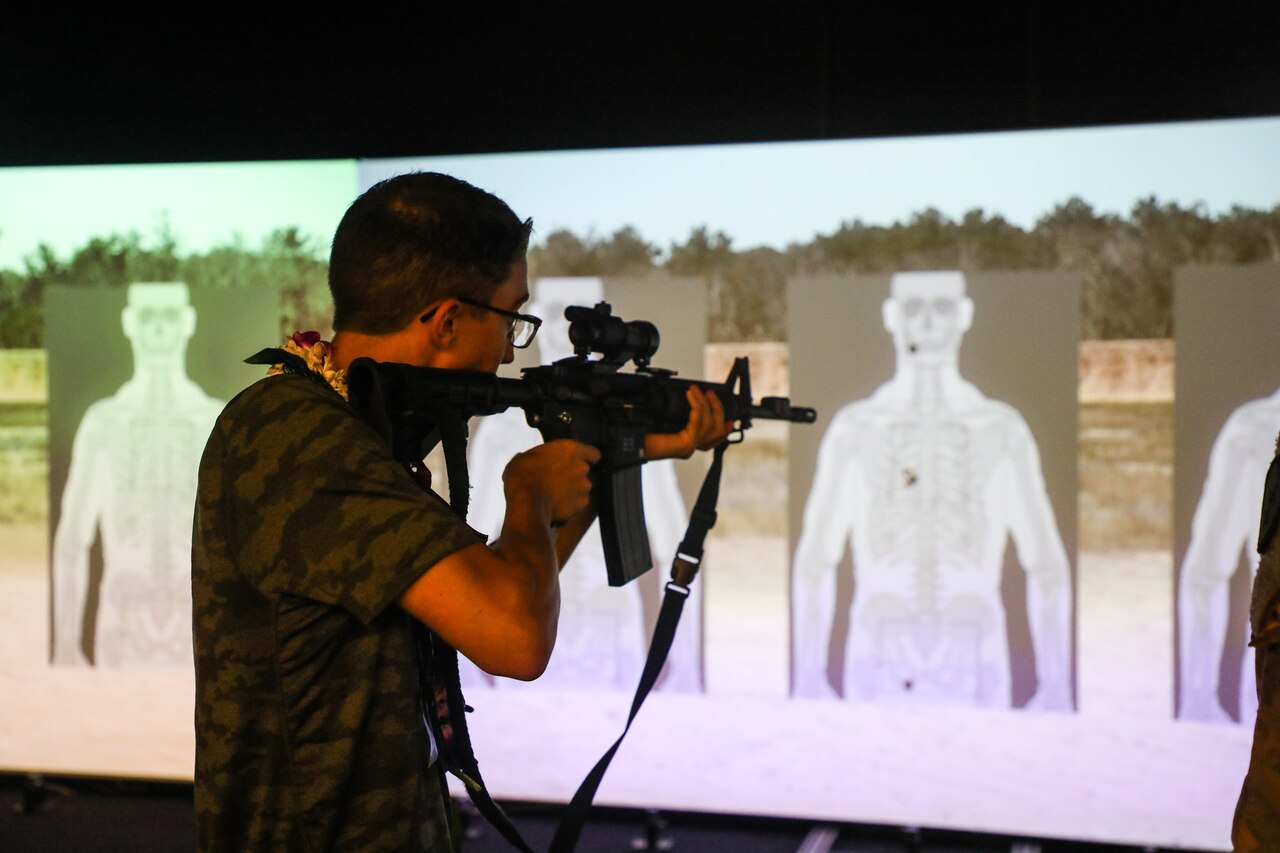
[552,504,599,569]
[490,496,561,629]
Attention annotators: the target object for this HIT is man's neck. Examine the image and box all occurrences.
[331,329,424,371]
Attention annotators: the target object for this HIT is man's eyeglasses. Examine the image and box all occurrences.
[420,297,542,348]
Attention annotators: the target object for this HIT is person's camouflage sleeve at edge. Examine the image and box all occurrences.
[1233,434,1280,852]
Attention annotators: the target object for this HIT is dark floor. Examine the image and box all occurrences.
[0,774,1204,852]
[1,776,194,853]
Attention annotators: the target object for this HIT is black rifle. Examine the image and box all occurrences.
[347,301,816,586]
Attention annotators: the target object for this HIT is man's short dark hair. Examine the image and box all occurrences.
[329,172,534,334]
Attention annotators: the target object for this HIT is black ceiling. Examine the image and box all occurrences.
[4,5,1278,166]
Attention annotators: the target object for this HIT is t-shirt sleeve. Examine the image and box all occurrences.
[221,375,484,624]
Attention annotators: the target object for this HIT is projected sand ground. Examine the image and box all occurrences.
[0,526,195,779]
[0,344,1252,848]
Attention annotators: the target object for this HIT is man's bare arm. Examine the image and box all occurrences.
[398,439,598,680]
[399,388,727,679]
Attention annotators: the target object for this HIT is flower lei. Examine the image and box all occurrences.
[265,331,349,400]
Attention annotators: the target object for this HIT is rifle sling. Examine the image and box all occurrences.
[354,380,532,853]
[431,408,538,853]
[548,440,729,853]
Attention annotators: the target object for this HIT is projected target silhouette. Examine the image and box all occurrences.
[1178,386,1280,723]
[791,271,1073,709]
[51,283,224,667]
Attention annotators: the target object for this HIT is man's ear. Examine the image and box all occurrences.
[422,300,462,350]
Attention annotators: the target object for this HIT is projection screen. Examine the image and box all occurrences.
[2,117,1279,851]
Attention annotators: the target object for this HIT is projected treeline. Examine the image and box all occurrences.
[0,227,330,347]
[529,197,1280,341]
[2,197,1278,347]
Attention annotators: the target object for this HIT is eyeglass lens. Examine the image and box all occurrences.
[511,318,536,348]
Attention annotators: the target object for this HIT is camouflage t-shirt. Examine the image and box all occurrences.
[192,373,483,852]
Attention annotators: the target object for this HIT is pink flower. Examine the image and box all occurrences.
[291,331,323,349]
